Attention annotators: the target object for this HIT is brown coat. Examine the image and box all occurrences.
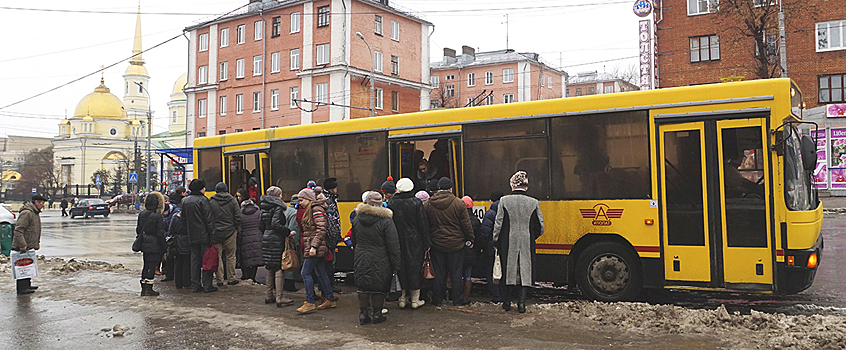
[12,202,42,250]
[424,191,475,253]
[300,199,329,258]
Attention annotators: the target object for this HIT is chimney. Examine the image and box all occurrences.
[248,0,262,12]
[380,0,389,5]
[462,45,475,57]
[444,48,456,59]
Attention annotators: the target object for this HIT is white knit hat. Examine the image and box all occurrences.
[396,178,414,193]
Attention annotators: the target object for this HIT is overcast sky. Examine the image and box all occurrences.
[0,0,642,139]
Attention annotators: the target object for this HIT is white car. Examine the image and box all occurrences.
[0,204,16,225]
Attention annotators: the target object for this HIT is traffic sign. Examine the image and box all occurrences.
[129,172,138,183]
[95,174,102,186]
[31,187,36,194]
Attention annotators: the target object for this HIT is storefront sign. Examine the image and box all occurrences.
[633,0,652,17]
[638,20,653,90]
[813,130,827,189]
[829,128,846,188]
[827,104,846,118]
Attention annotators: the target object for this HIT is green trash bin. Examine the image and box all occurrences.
[0,223,13,257]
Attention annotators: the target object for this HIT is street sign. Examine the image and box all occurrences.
[95,174,101,186]
[128,172,138,183]
[31,187,36,194]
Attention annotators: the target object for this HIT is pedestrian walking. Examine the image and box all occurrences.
[135,192,167,296]
[461,195,482,302]
[161,202,180,283]
[239,197,262,283]
[60,198,69,217]
[295,188,336,314]
[386,178,430,309]
[12,194,46,295]
[479,190,504,303]
[260,186,295,307]
[209,182,242,286]
[493,171,544,313]
[352,191,401,325]
[168,207,192,289]
[424,177,475,306]
[182,179,217,293]
[282,193,301,292]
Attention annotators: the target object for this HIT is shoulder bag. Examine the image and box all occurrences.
[131,217,147,252]
[280,235,301,271]
[422,248,435,280]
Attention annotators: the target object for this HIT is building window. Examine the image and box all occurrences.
[445,84,455,98]
[317,6,330,27]
[548,75,553,88]
[576,88,582,96]
[430,100,440,109]
[236,94,243,114]
[315,83,328,103]
[198,99,207,118]
[254,20,263,40]
[271,89,279,110]
[290,48,300,70]
[219,96,227,116]
[236,59,245,78]
[316,43,330,65]
[197,132,206,137]
[484,95,494,105]
[199,33,208,52]
[819,74,846,103]
[198,66,208,84]
[605,86,614,94]
[503,69,514,83]
[291,12,300,33]
[390,20,399,41]
[391,91,399,112]
[687,0,716,16]
[690,35,720,62]
[219,130,226,135]
[271,16,281,37]
[374,15,382,35]
[253,91,261,112]
[541,75,545,87]
[235,129,243,133]
[220,28,229,48]
[588,87,596,95]
[467,72,475,87]
[237,24,245,44]
[485,71,493,85]
[271,52,280,73]
[290,86,299,108]
[431,75,439,88]
[391,55,399,75]
[446,74,455,81]
[375,88,383,109]
[374,51,383,72]
[816,20,846,52]
[172,110,177,123]
[219,61,228,81]
[253,55,263,75]
[503,94,515,103]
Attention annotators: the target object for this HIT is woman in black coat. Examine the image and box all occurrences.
[136,192,166,296]
[168,207,192,289]
[260,187,293,307]
[352,191,401,325]
[239,198,263,282]
[386,178,429,309]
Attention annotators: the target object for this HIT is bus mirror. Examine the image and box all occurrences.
[801,135,817,171]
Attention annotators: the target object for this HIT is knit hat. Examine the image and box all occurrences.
[297,188,316,202]
[490,190,504,202]
[361,191,371,203]
[323,177,339,190]
[215,182,228,193]
[364,191,383,206]
[307,180,317,189]
[381,180,396,194]
[415,190,430,203]
[396,178,414,193]
[510,171,529,190]
[188,178,205,193]
[461,196,473,209]
[437,177,453,190]
[291,193,299,202]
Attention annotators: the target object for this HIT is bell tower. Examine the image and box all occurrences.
[123,4,151,121]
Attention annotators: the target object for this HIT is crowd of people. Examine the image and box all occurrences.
[133,170,544,325]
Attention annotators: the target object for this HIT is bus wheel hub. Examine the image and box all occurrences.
[589,254,629,294]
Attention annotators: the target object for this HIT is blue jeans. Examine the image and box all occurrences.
[302,257,333,304]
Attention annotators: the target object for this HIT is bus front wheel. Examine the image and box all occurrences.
[575,241,642,302]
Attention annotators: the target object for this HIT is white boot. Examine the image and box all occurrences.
[410,289,425,309]
[398,290,408,308]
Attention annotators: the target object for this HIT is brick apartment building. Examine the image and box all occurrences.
[184,0,433,139]
[565,71,638,97]
[654,0,846,109]
[429,47,566,108]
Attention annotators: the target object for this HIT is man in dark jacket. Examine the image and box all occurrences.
[169,186,186,208]
[12,195,45,295]
[182,179,217,293]
[423,177,475,306]
[479,190,504,303]
[60,198,69,217]
[210,182,242,286]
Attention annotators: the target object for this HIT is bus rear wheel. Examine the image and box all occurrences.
[575,241,642,302]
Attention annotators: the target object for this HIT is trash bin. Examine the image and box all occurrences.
[0,223,14,257]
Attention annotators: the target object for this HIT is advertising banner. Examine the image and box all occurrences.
[829,128,846,188]
[638,20,653,90]
[813,130,827,189]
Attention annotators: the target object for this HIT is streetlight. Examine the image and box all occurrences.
[134,81,152,192]
[355,32,375,118]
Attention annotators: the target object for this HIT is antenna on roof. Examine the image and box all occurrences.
[502,14,509,50]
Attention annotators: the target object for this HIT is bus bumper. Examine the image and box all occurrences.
[778,234,824,294]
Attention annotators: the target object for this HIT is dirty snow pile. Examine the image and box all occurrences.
[43,257,129,275]
[531,301,846,349]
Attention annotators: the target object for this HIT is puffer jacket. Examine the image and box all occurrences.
[11,202,42,250]
[239,200,263,267]
[424,191,475,253]
[168,211,190,255]
[260,195,289,270]
[136,192,166,255]
[387,191,429,290]
[479,200,499,257]
[351,203,401,293]
[299,198,329,258]
[182,193,215,245]
[209,192,241,243]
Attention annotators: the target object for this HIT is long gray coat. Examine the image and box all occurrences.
[492,190,544,287]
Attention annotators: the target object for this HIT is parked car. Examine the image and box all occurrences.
[70,198,110,219]
[0,204,16,225]
[107,194,136,207]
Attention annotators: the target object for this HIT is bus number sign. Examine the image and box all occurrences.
[580,203,624,226]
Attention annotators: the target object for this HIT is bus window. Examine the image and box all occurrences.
[197,148,223,189]
[269,137,325,200]
[550,111,650,200]
[721,126,767,248]
[326,132,388,201]
[226,153,259,200]
[663,129,706,246]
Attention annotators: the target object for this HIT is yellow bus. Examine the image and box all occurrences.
[193,78,822,301]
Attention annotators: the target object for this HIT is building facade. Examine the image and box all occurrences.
[654,0,846,109]
[429,47,566,108]
[184,0,433,141]
[566,71,638,97]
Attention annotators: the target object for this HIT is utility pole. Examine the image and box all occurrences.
[778,1,788,77]
[135,81,152,192]
[503,14,509,50]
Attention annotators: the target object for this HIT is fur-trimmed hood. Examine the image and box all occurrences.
[145,191,165,214]
[355,203,393,225]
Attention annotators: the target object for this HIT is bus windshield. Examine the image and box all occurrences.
[784,126,813,211]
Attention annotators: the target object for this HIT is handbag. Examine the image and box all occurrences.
[132,217,148,252]
[492,250,503,283]
[280,235,301,271]
[202,245,220,272]
[422,248,435,280]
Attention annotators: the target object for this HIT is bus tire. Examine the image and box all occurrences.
[575,241,642,302]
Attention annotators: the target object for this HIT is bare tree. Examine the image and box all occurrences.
[16,147,61,199]
[430,86,458,109]
[608,63,640,88]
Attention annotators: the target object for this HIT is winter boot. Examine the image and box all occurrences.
[501,284,512,312]
[410,289,425,309]
[297,301,316,314]
[359,307,372,325]
[463,280,473,302]
[517,286,527,314]
[397,290,408,309]
[371,293,387,324]
[276,296,294,307]
[141,280,159,296]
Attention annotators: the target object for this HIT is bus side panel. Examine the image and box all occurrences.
[535,254,568,285]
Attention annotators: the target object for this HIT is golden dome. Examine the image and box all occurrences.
[59,118,70,125]
[130,119,142,125]
[171,73,187,95]
[125,63,148,77]
[73,78,127,120]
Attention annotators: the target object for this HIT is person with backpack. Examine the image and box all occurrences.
[260,186,294,307]
[135,192,167,296]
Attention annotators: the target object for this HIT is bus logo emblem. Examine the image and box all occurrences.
[580,204,624,226]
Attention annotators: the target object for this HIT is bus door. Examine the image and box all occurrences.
[224,150,268,199]
[389,133,461,194]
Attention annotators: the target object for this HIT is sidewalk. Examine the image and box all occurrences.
[821,196,846,210]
